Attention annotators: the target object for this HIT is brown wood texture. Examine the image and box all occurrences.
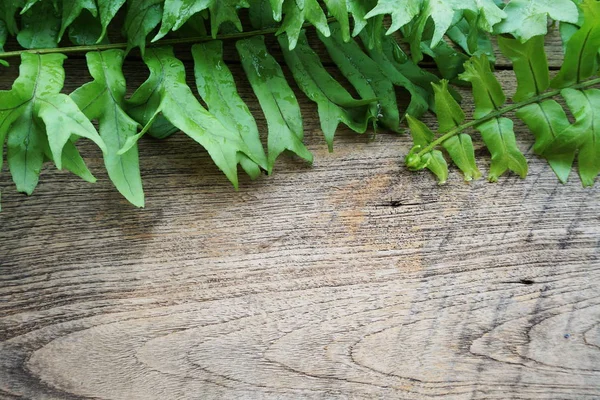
[1,28,600,400]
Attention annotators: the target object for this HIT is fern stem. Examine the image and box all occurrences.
[417,77,600,157]
[0,19,336,60]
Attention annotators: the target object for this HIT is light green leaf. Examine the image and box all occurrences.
[459,55,527,180]
[17,0,61,49]
[516,101,573,183]
[154,0,211,41]
[442,134,481,181]
[406,114,434,148]
[59,0,98,40]
[495,0,579,42]
[406,116,449,184]
[551,0,600,88]
[123,0,163,54]
[277,0,330,49]
[60,140,96,183]
[7,107,46,195]
[423,150,449,184]
[347,0,378,37]
[1,53,104,195]
[474,0,506,31]
[320,22,400,131]
[97,0,127,42]
[476,118,528,181]
[546,88,600,186]
[193,41,268,179]
[280,31,375,151]
[366,0,503,60]
[237,36,312,172]
[459,54,504,118]
[126,47,263,188]
[323,0,350,42]
[432,80,465,133]
[497,35,549,101]
[71,50,145,207]
[38,93,103,169]
[364,0,421,36]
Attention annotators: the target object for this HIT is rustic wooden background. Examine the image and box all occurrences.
[1,27,599,399]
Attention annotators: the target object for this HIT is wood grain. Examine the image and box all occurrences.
[1,30,599,400]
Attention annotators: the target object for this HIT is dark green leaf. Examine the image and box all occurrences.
[97,0,127,42]
[17,0,61,49]
[59,0,98,40]
[277,0,330,49]
[237,36,313,172]
[320,22,399,131]
[193,41,268,179]
[280,31,374,151]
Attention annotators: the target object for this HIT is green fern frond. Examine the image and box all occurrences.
[0,0,591,209]
[406,0,600,186]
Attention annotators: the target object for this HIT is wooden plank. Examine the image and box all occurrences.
[1,29,599,400]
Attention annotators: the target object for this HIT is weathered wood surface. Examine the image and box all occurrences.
[1,29,600,400]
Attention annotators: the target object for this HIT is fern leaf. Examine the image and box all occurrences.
[192,41,268,179]
[459,55,528,180]
[433,80,466,133]
[494,0,579,42]
[319,22,399,131]
[322,0,350,42]
[351,0,383,50]
[433,80,481,180]
[208,0,249,38]
[70,50,145,207]
[551,0,600,88]
[550,88,600,186]
[279,31,375,151]
[154,0,210,42]
[17,0,61,49]
[123,0,163,54]
[237,35,313,172]
[59,0,98,41]
[406,115,449,183]
[276,0,330,49]
[97,0,127,42]
[0,1,22,35]
[361,32,430,119]
[0,20,7,67]
[124,47,264,188]
[515,102,573,183]
[365,0,504,62]
[497,35,549,101]
[1,53,105,195]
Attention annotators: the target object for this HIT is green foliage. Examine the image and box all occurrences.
[0,53,105,195]
[407,0,600,187]
[0,0,594,209]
